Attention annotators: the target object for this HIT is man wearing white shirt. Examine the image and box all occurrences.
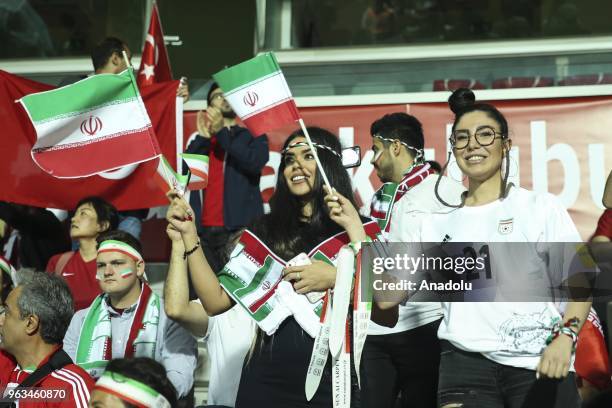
[363,113,465,408]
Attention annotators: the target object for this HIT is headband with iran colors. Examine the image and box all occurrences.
[94,371,171,408]
[98,240,143,263]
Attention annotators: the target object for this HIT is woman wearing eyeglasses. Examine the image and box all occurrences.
[408,88,591,407]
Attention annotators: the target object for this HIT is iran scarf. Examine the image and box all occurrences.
[218,220,381,336]
[370,163,435,234]
[74,284,160,379]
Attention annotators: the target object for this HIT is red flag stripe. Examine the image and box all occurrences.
[32,129,159,178]
[242,99,300,136]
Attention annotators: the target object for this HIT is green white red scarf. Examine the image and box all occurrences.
[370,163,434,234]
[75,284,160,378]
[218,220,381,335]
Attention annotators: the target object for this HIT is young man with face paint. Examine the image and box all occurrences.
[363,113,465,408]
[62,230,197,399]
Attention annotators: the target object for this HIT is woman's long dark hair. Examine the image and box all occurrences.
[435,88,511,208]
[251,127,357,260]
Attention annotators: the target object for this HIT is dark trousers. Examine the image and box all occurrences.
[438,340,581,408]
[360,319,441,408]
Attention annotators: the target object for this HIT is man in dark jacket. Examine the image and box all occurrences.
[186,82,269,272]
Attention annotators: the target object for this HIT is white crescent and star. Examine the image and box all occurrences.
[140,33,159,80]
[140,64,155,80]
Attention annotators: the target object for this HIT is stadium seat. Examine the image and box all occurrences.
[558,73,612,86]
[492,76,554,88]
[433,79,486,91]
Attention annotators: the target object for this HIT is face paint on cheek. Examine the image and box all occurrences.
[119,268,134,279]
[96,269,104,281]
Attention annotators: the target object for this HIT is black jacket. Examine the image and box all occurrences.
[186,125,269,229]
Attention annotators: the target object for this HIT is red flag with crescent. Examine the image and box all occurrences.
[137,3,172,87]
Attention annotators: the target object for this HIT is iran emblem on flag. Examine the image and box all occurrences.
[18,68,160,178]
[213,52,300,136]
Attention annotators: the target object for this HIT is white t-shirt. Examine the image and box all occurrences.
[205,304,256,407]
[368,174,465,335]
[407,186,581,370]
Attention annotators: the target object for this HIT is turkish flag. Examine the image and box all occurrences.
[574,309,612,390]
[137,3,172,87]
[0,69,181,210]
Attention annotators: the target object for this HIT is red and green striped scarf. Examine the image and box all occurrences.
[370,163,435,234]
[75,284,160,379]
[218,220,381,335]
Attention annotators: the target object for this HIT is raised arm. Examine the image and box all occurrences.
[166,191,233,315]
[163,223,209,337]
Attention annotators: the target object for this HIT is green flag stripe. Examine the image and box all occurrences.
[21,70,136,122]
[75,296,104,364]
[213,52,280,93]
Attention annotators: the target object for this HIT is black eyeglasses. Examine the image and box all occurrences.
[450,126,504,149]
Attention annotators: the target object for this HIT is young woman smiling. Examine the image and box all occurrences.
[412,88,591,408]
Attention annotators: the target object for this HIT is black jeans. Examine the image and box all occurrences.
[360,319,441,408]
[438,340,581,408]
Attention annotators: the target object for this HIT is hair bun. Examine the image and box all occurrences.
[448,88,476,114]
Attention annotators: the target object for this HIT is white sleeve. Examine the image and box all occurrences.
[540,193,581,243]
[204,314,216,341]
[537,193,586,293]
[62,309,87,361]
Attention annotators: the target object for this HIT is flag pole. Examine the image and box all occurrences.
[298,118,333,194]
[122,51,132,69]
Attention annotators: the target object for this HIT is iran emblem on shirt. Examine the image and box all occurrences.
[498,218,514,234]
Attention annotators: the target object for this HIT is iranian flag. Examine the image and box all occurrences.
[154,154,189,196]
[180,153,208,190]
[18,68,159,178]
[213,52,300,136]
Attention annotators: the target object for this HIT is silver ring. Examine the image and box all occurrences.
[297,272,301,281]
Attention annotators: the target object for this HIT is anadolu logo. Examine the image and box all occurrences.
[80,116,103,136]
[243,90,259,107]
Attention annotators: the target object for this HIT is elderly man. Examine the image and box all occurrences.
[0,271,94,407]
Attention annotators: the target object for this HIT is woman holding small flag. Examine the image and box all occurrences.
[167,127,387,407]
